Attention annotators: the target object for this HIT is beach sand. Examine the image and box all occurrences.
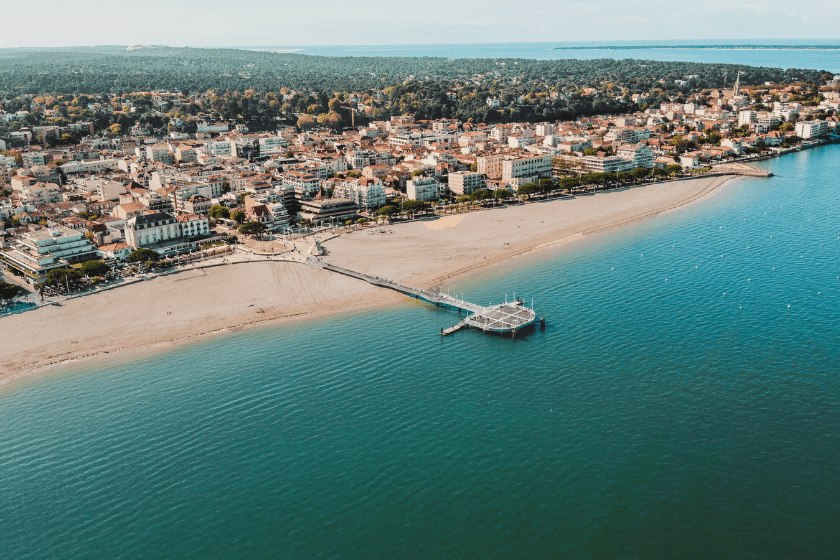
[0,175,735,384]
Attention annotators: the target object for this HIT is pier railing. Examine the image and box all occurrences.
[319,261,486,313]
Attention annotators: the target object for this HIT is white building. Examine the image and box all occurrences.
[501,155,552,186]
[145,144,174,164]
[203,140,233,157]
[739,110,757,126]
[196,121,230,133]
[448,171,485,196]
[616,144,654,169]
[124,212,181,249]
[406,177,440,201]
[332,178,387,210]
[795,120,829,139]
[0,226,100,284]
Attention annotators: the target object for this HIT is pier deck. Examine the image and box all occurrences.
[313,259,538,337]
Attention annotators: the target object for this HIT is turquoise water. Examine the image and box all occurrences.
[2,146,840,558]
[243,41,840,72]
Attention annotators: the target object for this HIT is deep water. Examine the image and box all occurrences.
[1,146,840,559]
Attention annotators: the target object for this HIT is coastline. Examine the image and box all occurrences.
[0,174,738,388]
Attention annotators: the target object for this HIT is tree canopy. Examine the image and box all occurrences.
[238,221,267,236]
[78,259,108,277]
[128,248,160,262]
[0,281,18,300]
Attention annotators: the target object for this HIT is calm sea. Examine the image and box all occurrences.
[240,41,840,72]
[1,144,839,558]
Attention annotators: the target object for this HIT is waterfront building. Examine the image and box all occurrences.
[406,177,440,201]
[0,226,101,284]
[298,198,358,223]
[579,155,633,174]
[448,171,485,196]
[124,211,218,256]
[795,120,829,139]
[332,178,387,210]
[501,155,552,187]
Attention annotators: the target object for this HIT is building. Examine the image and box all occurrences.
[176,214,211,239]
[124,211,217,256]
[22,152,46,167]
[739,110,757,126]
[298,198,358,223]
[124,212,181,250]
[283,171,320,197]
[145,144,174,164]
[197,121,230,133]
[175,145,197,162]
[98,242,133,261]
[578,155,633,174]
[183,195,212,216]
[406,177,440,201]
[501,155,552,186]
[0,226,100,284]
[448,171,484,196]
[245,194,291,231]
[74,178,126,202]
[476,154,504,179]
[795,120,829,139]
[203,140,232,157]
[332,178,387,210]
[615,144,654,169]
[258,135,289,156]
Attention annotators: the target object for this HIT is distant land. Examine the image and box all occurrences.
[0,45,828,95]
[554,44,840,51]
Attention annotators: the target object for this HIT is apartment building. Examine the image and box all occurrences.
[1,226,100,284]
[795,120,829,139]
[406,177,440,201]
[332,178,386,210]
[501,155,552,186]
[476,154,504,179]
[448,171,484,196]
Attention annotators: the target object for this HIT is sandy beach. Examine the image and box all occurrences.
[0,175,735,384]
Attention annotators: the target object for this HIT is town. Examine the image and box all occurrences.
[1,71,839,308]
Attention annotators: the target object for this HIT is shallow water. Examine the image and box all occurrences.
[2,146,840,558]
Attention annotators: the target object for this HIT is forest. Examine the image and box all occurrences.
[0,46,828,96]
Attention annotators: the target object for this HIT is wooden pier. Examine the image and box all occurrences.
[311,258,539,337]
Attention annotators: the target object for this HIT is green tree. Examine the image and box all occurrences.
[297,114,316,130]
[46,268,82,286]
[210,205,230,219]
[0,281,19,301]
[238,221,267,236]
[79,259,108,277]
[376,205,399,217]
[400,200,430,217]
[517,183,541,199]
[231,210,246,225]
[128,248,160,263]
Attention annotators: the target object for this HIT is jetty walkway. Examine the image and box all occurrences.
[310,258,539,337]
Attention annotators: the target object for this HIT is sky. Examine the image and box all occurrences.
[2,0,839,48]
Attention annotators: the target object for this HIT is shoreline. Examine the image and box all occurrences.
[0,173,739,390]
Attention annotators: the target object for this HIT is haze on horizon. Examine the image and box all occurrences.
[3,0,840,49]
